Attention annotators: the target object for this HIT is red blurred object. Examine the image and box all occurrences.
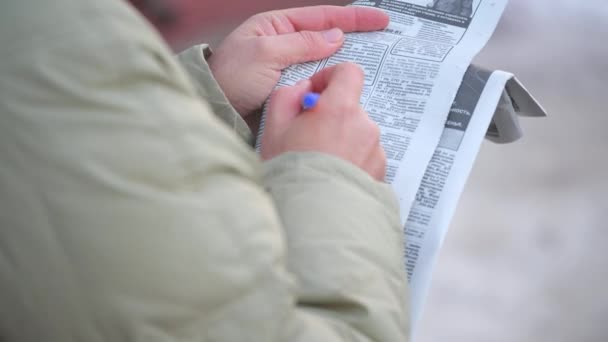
[126,0,351,50]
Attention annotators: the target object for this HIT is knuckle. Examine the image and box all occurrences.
[379,146,387,162]
[249,12,267,24]
[378,146,387,166]
[377,149,387,179]
[253,37,274,56]
[366,119,381,140]
[297,31,322,53]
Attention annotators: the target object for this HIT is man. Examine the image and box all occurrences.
[0,0,409,341]
[429,0,474,17]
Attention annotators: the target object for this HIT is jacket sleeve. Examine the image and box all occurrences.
[263,153,410,341]
[176,45,254,145]
[0,1,409,341]
[177,41,410,341]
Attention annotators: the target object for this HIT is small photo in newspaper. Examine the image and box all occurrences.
[410,0,479,18]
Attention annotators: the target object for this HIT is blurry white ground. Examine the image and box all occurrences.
[200,1,608,341]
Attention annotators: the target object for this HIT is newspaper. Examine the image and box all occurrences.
[255,0,547,334]
[405,64,546,332]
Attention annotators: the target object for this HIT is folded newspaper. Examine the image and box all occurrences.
[256,0,547,333]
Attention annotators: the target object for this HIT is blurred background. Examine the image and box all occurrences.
[196,1,608,341]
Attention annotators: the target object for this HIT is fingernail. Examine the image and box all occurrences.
[322,28,343,44]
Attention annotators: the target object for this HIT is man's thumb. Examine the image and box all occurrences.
[267,79,311,126]
[267,28,344,68]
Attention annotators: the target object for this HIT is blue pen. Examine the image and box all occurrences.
[302,92,321,110]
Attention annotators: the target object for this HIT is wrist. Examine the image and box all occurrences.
[176,44,254,145]
[206,50,248,118]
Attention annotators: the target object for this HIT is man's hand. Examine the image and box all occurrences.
[261,63,386,181]
[207,6,389,118]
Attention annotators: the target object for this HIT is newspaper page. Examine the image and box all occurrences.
[258,0,508,209]
[406,65,546,332]
[254,0,519,333]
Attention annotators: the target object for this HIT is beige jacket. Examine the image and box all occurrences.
[0,0,410,341]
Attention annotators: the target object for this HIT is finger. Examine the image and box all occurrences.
[265,80,312,135]
[309,63,365,107]
[264,29,344,68]
[280,6,389,33]
[371,146,387,182]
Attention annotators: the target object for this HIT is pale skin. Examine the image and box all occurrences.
[261,63,386,181]
[160,4,390,181]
